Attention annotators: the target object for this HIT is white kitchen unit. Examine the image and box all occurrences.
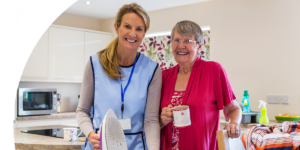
[15,118,78,128]
[48,27,85,79]
[84,32,112,65]
[20,25,112,83]
[21,29,48,77]
[15,119,61,128]
[14,112,78,128]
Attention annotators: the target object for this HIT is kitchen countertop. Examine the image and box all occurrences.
[220,117,282,128]
[16,112,76,121]
[14,117,281,150]
[14,125,85,150]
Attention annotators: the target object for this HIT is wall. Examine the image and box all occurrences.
[99,0,300,119]
[52,13,101,31]
[17,5,101,31]
[99,17,116,37]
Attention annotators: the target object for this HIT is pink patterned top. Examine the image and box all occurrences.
[171,91,185,150]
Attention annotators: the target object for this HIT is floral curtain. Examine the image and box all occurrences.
[138,31,210,70]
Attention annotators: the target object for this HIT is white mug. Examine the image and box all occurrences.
[172,105,191,128]
[64,128,82,142]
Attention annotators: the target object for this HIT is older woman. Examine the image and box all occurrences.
[76,3,161,150]
[160,20,242,150]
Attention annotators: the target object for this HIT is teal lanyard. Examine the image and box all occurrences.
[119,52,138,118]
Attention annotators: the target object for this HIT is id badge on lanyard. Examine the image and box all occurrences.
[119,118,131,130]
[118,52,138,130]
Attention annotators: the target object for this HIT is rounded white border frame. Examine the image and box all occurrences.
[0,0,77,148]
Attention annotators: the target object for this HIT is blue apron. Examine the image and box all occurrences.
[85,53,158,150]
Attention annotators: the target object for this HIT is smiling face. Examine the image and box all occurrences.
[172,30,203,67]
[115,12,146,53]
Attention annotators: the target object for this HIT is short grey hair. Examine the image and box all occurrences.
[171,20,204,45]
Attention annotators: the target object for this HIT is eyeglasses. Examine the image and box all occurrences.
[172,39,198,45]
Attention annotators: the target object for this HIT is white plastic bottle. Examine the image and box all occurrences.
[57,94,61,113]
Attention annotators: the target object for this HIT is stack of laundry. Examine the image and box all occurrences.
[242,121,300,150]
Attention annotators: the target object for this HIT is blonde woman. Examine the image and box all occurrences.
[76,3,161,150]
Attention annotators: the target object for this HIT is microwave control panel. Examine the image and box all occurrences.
[51,91,58,114]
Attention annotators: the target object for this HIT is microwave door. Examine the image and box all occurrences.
[23,92,50,110]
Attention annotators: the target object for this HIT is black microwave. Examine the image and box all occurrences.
[17,88,58,116]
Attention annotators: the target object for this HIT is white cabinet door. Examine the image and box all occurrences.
[84,32,112,65]
[22,29,48,77]
[49,27,84,78]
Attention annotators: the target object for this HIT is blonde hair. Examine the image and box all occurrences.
[97,3,150,79]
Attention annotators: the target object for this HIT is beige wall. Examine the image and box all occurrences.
[52,13,102,31]
[99,0,300,120]
[17,6,101,31]
[99,18,116,36]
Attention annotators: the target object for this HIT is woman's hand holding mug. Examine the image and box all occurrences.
[88,132,101,150]
[160,104,174,127]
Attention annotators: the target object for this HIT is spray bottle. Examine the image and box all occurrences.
[258,100,269,125]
